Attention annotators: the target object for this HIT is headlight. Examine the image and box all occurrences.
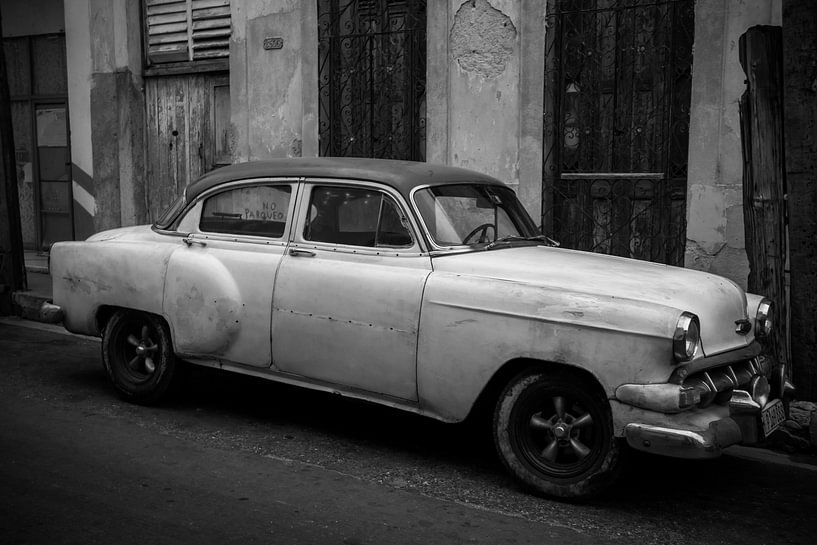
[755,299,773,340]
[673,312,700,363]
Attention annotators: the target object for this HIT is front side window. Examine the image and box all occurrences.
[413,184,537,247]
[200,185,292,238]
[304,186,413,248]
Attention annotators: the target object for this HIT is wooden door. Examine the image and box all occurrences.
[144,72,230,221]
[543,0,694,265]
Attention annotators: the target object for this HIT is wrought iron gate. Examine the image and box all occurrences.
[318,0,427,161]
[543,0,694,265]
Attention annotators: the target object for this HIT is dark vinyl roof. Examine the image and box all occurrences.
[185,157,505,202]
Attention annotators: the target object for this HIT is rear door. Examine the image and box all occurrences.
[163,179,297,367]
[271,180,431,401]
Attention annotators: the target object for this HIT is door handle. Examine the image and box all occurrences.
[289,248,316,258]
[182,236,207,247]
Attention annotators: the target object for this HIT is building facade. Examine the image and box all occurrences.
[2,0,783,292]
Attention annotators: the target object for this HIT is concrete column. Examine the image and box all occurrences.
[64,0,95,239]
[65,0,145,235]
[426,1,450,166]
[684,0,782,289]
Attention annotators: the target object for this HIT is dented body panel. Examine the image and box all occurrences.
[163,235,287,366]
[51,226,176,335]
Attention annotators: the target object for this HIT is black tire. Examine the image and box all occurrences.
[493,368,622,499]
[102,309,178,405]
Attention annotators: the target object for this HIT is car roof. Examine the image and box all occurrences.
[185,157,505,203]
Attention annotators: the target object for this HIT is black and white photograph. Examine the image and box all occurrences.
[1,0,816,543]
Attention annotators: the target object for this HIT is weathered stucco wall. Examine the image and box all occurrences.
[65,0,145,237]
[428,0,544,222]
[685,0,782,289]
[449,0,520,180]
[230,0,318,162]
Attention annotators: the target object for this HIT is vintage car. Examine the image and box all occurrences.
[50,158,793,499]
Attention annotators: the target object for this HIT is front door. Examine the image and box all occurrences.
[271,181,430,401]
[163,180,296,367]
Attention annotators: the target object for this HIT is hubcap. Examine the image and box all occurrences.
[125,325,158,376]
[521,395,598,474]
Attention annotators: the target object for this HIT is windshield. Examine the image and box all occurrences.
[413,184,538,247]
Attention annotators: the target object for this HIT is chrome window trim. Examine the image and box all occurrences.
[290,177,429,257]
[156,177,300,243]
[408,182,536,252]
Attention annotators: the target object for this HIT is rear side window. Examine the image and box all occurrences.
[304,186,413,248]
[200,185,292,238]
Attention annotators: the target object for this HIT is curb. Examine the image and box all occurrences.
[724,444,817,471]
[0,316,99,342]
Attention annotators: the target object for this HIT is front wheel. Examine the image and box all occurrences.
[493,369,622,499]
[102,309,178,405]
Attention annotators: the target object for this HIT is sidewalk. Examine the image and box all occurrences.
[11,251,56,323]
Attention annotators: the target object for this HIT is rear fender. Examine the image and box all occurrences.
[50,240,174,335]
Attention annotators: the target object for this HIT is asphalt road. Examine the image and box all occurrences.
[1,320,816,544]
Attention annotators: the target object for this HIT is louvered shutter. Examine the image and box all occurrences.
[144,0,231,65]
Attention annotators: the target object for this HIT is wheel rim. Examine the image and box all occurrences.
[512,392,603,478]
[113,318,159,383]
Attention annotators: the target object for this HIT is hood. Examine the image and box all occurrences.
[432,246,752,357]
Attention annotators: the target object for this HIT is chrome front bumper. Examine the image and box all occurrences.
[624,419,742,459]
[615,360,795,459]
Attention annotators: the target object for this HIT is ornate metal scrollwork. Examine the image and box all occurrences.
[318,0,427,161]
[543,0,695,266]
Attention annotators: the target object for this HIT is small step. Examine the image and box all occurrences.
[12,291,63,324]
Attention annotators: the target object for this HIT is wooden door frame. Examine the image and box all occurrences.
[5,32,71,251]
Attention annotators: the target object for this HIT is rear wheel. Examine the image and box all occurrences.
[102,310,177,405]
[493,369,622,499]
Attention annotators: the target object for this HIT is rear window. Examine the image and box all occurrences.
[200,185,292,238]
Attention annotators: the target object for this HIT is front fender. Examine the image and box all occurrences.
[416,273,683,422]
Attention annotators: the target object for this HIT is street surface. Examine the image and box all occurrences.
[1,320,816,544]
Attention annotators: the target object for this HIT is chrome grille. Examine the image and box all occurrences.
[682,356,772,408]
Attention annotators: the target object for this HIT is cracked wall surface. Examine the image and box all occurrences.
[685,0,782,290]
[450,0,517,79]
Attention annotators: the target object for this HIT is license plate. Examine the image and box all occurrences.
[761,399,786,437]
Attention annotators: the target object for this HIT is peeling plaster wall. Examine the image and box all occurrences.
[429,0,544,221]
[230,0,318,162]
[685,0,782,289]
[449,0,520,187]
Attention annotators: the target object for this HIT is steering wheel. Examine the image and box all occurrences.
[463,223,496,244]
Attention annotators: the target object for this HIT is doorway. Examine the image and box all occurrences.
[542,0,695,265]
